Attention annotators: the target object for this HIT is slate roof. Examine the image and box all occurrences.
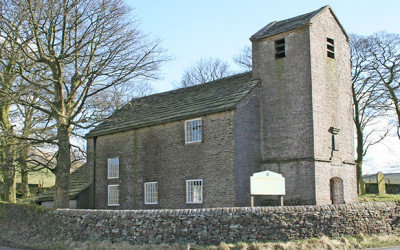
[37,164,89,202]
[86,72,259,137]
[251,5,348,41]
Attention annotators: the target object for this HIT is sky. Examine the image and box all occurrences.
[125,0,400,174]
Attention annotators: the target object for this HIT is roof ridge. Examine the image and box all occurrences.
[251,5,329,41]
[250,21,276,41]
[86,71,259,138]
[131,71,252,103]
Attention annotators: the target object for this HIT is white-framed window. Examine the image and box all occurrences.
[108,157,119,179]
[144,182,158,204]
[108,184,119,206]
[185,118,202,143]
[186,179,203,203]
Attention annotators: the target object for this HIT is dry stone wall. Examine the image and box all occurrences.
[0,202,399,245]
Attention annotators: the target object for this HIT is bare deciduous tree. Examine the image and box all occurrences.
[1,0,167,207]
[233,45,252,70]
[0,1,26,202]
[14,92,51,197]
[350,33,391,194]
[366,32,400,139]
[177,58,231,88]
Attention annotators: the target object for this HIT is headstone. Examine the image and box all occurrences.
[359,177,366,195]
[377,171,386,195]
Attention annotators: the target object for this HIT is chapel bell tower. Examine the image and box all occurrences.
[251,6,357,205]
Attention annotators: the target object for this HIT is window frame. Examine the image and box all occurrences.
[186,179,203,204]
[107,157,119,179]
[108,184,119,206]
[144,182,158,205]
[185,118,202,144]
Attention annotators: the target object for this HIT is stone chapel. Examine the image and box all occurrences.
[84,5,357,209]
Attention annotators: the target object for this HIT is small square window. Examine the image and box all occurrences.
[144,182,158,204]
[327,38,335,59]
[108,184,119,206]
[186,179,203,203]
[275,39,285,59]
[185,118,202,143]
[108,158,119,179]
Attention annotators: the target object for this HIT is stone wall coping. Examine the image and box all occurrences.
[53,201,396,216]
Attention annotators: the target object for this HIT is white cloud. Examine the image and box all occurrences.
[363,134,400,174]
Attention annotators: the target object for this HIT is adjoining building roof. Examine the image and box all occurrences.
[251,5,348,41]
[86,72,259,138]
[37,164,89,202]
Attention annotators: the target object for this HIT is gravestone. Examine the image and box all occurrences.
[359,177,366,195]
[377,171,386,195]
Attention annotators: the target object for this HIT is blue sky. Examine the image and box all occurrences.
[127,0,400,92]
[125,0,400,174]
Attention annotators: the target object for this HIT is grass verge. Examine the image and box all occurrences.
[359,193,400,202]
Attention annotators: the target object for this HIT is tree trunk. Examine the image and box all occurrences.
[3,169,16,203]
[0,103,17,203]
[54,123,71,208]
[356,129,365,195]
[21,169,30,198]
[353,85,365,195]
[3,133,16,203]
[0,137,5,201]
[20,146,31,197]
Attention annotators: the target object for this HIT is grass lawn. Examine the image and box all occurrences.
[16,168,55,188]
[359,193,400,203]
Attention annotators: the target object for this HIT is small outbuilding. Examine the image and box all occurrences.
[37,164,91,209]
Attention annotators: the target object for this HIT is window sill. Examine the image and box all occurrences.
[185,140,202,145]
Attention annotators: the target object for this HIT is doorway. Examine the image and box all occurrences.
[330,177,344,204]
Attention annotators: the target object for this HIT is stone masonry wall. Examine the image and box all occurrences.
[1,202,399,245]
[251,18,316,205]
[235,86,261,207]
[310,8,354,163]
[261,161,316,204]
[91,111,238,209]
[315,162,358,205]
[251,8,357,205]
[252,27,314,162]
[309,8,358,205]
